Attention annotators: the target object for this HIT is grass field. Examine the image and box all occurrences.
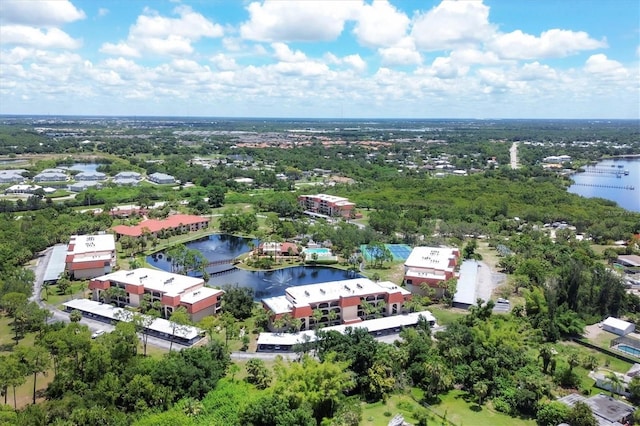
[0,315,55,409]
[428,390,536,426]
[361,389,536,426]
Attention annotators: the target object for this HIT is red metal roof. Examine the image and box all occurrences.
[113,214,209,237]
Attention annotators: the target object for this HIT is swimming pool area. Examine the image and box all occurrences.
[360,244,413,261]
[617,344,640,357]
[304,248,332,256]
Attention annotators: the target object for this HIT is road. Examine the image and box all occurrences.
[510,142,519,169]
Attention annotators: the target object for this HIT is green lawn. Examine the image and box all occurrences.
[428,305,468,325]
[361,389,535,426]
[428,390,536,426]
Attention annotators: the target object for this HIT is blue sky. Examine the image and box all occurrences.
[1,0,638,119]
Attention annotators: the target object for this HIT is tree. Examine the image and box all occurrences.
[246,358,272,390]
[536,401,570,426]
[567,401,597,426]
[0,355,25,409]
[473,381,489,405]
[207,185,226,208]
[69,309,82,323]
[567,351,580,374]
[420,357,454,398]
[1,292,28,343]
[15,345,50,405]
[273,353,355,422]
[604,371,624,396]
[222,285,254,320]
[168,306,191,352]
[629,376,640,404]
[367,362,395,402]
[538,345,554,374]
[219,311,237,349]
[132,311,158,356]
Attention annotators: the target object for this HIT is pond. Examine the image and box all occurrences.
[68,163,100,173]
[146,234,361,299]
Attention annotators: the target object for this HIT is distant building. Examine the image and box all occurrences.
[69,181,102,192]
[88,268,223,322]
[114,171,142,180]
[233,177,254,185]
[34,169,67,182]
[403,246,460,295]
[148,172,176,184]
[66,234,116,280]
[259,242,299,257]
[298,193,355,218]
[543,155,572,163]
[0,170,26,183]
[112,214,209,238]
[75,171,106,181]
[4,184,43,194]
[262,278,412,331]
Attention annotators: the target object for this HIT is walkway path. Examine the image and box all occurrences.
[510,142,519,169]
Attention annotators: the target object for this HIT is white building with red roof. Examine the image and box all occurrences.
[298,193,356,218]
[88,267,223,322]
[262,278,411,331]
[112,214,209,238]
[403,246,460,295]
[66,234,116,279]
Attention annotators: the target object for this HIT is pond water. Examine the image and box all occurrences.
[146,234,361,299]
[68,163,100,173]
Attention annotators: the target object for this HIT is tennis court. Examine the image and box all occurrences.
[360,244,413,261]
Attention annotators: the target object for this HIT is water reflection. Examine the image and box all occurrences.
[146,234,361,299]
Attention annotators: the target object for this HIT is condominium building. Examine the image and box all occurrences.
[66,234,116,279]
[88,267,223,322]
[298,193,355,218]
[112,214,209,238]
[403,246,460,295]
[262,278,411,331]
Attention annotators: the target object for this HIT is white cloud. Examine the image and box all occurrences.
[100,42,140,57]
[0,0,85,26]
[411,1,495,51]
[378,37,422,66]
[584,54,629,80]
[323,53,367,72]
[516,62,558,81]
[100,6,223,57]
[272,43,307,62]
[491,29,607,59]
[98,8,109,18]
[0,25,81,49]
[343,54,367,72]
[240,0,360,42]
[353,1,409,47]
[210,54,239,71]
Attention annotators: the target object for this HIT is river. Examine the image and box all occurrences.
[567,158,640,212]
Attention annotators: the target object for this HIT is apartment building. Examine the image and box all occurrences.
[88,267,223,322]
[262,278,411,331]
[66,234,116,279]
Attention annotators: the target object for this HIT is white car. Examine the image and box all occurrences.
[91,330,106,339]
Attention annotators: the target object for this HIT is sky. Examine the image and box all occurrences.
[0,0,639,119]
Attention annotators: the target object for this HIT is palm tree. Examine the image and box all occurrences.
[538,345,553,374]
[567,351,580,374]
[328,310,338,326]
[605,371,624,396]
[312,308,323,330]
